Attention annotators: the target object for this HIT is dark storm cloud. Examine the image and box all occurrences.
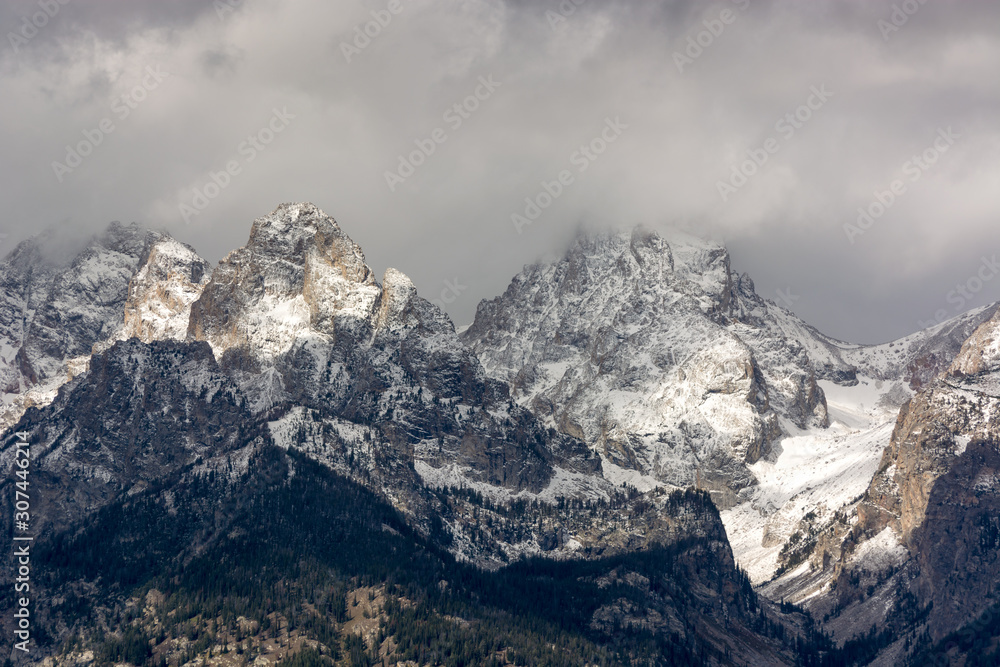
[1,0,998,344]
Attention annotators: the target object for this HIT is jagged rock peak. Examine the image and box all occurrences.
[188,203,442,362]
[462,224,781,504]
[242,202,376,286]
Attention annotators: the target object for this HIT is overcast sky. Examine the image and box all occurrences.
[2,0,998,343]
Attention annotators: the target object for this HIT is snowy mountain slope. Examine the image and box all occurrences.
[712,295,996,589]
[4,204,772,604]
[764,308,1000,600]
[3,206,998,664]
[0,207,744,574]
[722,377,903,584]
[715,284,999,591]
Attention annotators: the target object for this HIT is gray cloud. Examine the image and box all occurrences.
[1,0,998,344]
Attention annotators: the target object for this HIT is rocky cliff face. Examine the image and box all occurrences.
[773,308,1000,662]
[462,228,834,508]
[846,309,1000,556]
[107,236,212,348]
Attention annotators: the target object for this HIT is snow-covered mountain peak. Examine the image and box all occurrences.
[551,226,734,317]
[463,225,794,506]
[188,203,390,360]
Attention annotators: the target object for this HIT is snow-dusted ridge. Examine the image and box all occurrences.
[2,207,998,610]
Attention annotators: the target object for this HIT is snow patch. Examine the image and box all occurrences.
[852,527,908,573]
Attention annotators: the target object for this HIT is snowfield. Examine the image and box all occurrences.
[721,376,904,583]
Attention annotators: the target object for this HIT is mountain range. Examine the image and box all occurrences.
[2,202,998,666]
